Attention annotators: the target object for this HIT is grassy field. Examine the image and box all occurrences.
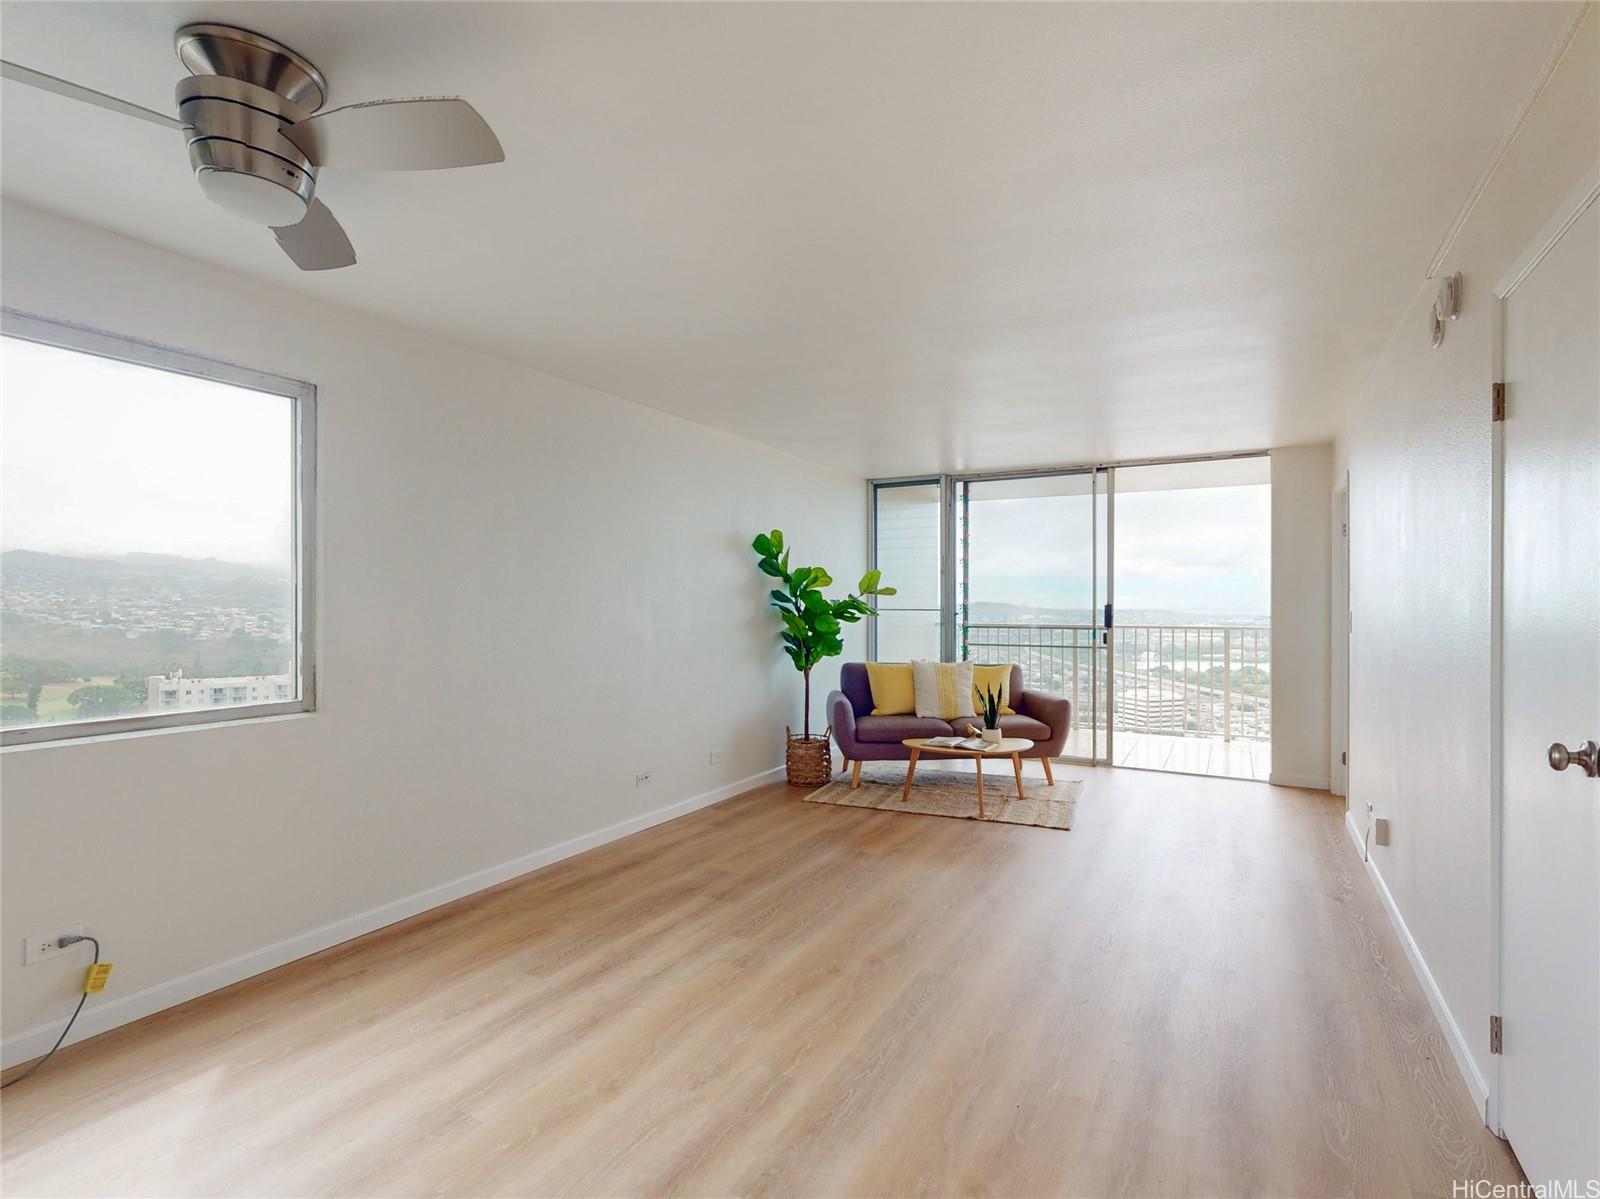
[30,677,120,723]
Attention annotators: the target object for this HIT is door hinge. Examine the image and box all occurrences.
[1490,1014,1502,1054]
[1492,382,1506,422]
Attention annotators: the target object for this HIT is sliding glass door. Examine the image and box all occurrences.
[870,454,1271,777]
[955,469,1111,764]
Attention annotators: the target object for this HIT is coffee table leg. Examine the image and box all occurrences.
[975,756,985,819]
[902,749,920,803]
[1013,753,1025,800]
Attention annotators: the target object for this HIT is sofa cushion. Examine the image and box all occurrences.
[865,662,916,715]
[995,712,1052,740]
[970,662,1016,715]
[854,714,958,743]
[912,660,976,719]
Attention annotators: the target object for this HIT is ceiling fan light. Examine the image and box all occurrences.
[188,137,314,226]
[197,166,309,226]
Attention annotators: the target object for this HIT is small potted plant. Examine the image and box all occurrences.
[751,530,895,785]
[976,684,1003,745]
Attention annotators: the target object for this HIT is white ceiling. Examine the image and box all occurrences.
[0,2,1580,477]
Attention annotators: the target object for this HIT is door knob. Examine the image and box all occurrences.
[1547,740,1599,777]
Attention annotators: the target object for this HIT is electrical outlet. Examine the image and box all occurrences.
[635,772,652,787]
[24,927,85,966]
[709,749,724,766]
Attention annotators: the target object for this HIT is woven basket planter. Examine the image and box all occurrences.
[785,727,833,787]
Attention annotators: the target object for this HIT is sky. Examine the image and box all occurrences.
[965,485,1270,617]
[1,337,294,568]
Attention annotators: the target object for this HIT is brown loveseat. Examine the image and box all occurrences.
[827,663,1072,776]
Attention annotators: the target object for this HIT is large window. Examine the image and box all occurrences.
[1,313,315,744]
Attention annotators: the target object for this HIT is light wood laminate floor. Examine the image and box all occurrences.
[1,767,1522,1197]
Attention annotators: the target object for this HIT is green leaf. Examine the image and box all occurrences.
[813,612,839,634]
[858,569,881,593]
[875,586,897,597]
[757,557,784,578]
[769,529,784,554]
[789,566,815,593]
[769,589,793,607]
[810,569,833,588]
[752,533,774,556]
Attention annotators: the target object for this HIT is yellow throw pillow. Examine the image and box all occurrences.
[912,660,977,720]
[970,663,1016,716]
[865,662,916,716]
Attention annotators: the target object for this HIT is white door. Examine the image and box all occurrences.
[1500,196,1600,1183]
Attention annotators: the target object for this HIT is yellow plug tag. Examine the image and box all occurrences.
[83,963,113,994]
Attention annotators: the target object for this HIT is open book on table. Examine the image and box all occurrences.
[922,735,996,750]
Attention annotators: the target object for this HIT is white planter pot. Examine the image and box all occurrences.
[981,726,1002,745]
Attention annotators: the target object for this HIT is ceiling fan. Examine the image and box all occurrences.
[0,23,505,270]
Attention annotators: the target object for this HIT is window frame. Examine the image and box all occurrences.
[0,308,317,747]
[867,476,949,662]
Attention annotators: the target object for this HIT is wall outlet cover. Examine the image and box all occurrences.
[24,926,86,966]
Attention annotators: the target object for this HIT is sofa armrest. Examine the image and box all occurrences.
[828,690,860,755]
[1017,688,1071,756]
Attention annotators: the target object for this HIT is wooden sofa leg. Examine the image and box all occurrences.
[1042,757,1055,786]
[850,760,862,789]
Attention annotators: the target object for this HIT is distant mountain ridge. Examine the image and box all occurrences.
[1,549,285,582]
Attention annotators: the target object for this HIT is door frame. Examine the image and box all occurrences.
[1488,158,1600,1137]
[1331,473,1350,798]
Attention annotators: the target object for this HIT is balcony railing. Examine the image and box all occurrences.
[963,622,1270,743]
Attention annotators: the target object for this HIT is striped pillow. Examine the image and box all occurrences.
[912,660,976,720]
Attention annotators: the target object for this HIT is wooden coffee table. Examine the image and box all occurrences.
[900,737,1042,819]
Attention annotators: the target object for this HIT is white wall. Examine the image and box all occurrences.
[1335,10,1598,1108]
[0,202,867,1062]
[1269,444,1333,789]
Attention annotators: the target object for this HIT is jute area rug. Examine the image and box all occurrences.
[805,762,1081,830]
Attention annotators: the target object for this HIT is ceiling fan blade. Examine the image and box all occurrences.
[272,199,356,271]
[281,97,503,171]
[1,59,181,129]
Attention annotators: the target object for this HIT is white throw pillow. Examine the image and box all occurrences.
[912,660,976,720]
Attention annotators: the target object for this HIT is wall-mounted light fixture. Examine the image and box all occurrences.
[1430,271,1462,347]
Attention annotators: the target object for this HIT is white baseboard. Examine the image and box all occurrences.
[1269,772,1332,790]
[2,766,783,1069]
[1343,809,1489,1113]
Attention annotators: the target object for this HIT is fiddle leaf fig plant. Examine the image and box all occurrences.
[752,530,895,739]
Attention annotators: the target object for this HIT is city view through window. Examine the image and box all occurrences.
[1,335,300,734]
[872,458,1271,779]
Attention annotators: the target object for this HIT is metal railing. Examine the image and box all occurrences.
[962,622,1270,742]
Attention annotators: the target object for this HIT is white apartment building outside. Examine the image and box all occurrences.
[146,671,293,712]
